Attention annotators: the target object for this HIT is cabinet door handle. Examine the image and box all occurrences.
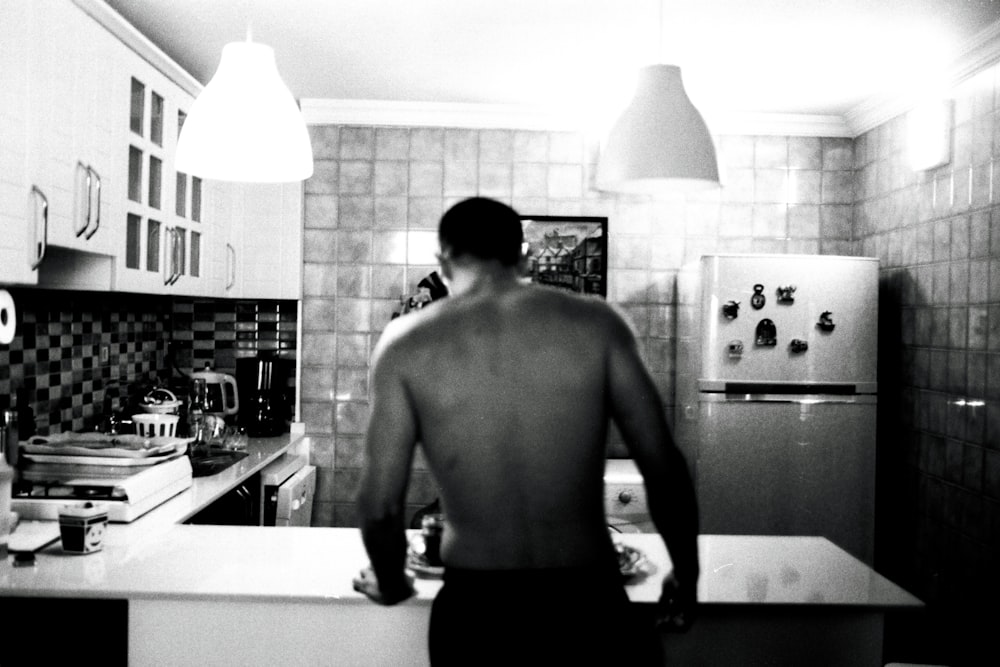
[29,185,48,270]
[226,243,236,290]
[74,161,92,237]
[84,166,101,240]
[169,228,182,285]
[163,226,174,285]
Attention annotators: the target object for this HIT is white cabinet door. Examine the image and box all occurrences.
[225,182,304,300]
[26,0,117,258]
[0,0,39,285]
[113,48,214,297]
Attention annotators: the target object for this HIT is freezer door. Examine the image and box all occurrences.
[698,254,878,385]
[695,398,876,564]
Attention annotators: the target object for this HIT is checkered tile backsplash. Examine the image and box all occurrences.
[0,288,297,435]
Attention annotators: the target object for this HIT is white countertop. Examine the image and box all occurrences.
[1,448,921,611]
[2,522,921,609]
[4,434,302,554]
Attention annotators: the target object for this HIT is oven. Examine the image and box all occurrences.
[604,459,654,533]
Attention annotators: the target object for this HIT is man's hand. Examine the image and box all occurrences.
[655,572,696,633]
[352,564,415,605]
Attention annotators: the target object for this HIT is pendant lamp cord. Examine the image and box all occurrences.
[658,0,664,63]
[245,0,254,42]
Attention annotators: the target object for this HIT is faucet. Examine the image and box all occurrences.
[97,378,130,434]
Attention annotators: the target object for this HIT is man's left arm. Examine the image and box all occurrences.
[354,330,419,605]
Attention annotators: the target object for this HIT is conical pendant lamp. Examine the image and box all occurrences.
[176,37,314,182]
[596,63,719,194]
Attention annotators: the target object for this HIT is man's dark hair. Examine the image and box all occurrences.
[438,197,524,267]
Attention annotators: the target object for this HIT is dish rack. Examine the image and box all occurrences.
[132,413,179,438]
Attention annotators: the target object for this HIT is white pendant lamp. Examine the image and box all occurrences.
[176,37,314,183]
[596,64,719,194]
[596,1,719,195]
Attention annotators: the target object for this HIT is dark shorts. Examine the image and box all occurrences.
[428,562,663,666]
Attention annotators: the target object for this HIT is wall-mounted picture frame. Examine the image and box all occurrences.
[519,215,607,297]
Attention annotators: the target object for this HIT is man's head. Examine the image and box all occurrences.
[438,198,524,268]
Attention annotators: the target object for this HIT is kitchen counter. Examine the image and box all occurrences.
[0,524,921,666]
[5,433,302,554]
[1,443,922,666]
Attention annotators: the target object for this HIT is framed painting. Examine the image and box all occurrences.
[519,215,607,297]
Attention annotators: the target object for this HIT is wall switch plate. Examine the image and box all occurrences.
[100,345,110,364]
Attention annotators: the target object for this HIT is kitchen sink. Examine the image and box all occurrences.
[189,446,248,477]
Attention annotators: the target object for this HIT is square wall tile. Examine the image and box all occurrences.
[340,127,375,159]
[374,196,408,229]
[444,161,478,195]
[479,130,513,162]
[513,131,548,162]
[376,128,410,159]
[337,196,374,229]
[410,161,444,196]
[445,129,479,161]
[374,161,409,196]
[373,230,408,264]
[410,128,445,160]
[339,161,373,194]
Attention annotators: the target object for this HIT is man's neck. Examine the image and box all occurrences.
[446,263,522,297]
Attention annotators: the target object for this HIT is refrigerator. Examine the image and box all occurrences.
[676,254,879,564]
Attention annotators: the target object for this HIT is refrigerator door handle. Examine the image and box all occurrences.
[698,380,877,395]
[699,392,876,405]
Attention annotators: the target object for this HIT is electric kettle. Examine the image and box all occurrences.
[189,364,240,418]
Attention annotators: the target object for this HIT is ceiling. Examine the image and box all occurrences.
[102,0,1000,130]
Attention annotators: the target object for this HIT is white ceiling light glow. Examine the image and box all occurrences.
[176,35,314,183]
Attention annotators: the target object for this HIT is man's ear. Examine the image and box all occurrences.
[436,251,453,282]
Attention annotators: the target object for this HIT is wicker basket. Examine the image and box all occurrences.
[132,413,179,438]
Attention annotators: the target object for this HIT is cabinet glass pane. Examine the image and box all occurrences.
[147,219,161,272]
[128,146,143,202]
[148,156,162,210]
[150,92,164,146]
[126,214,141,269]
[190,231,201,278]
[130,78,145,135]
[178,110,186,137]
[175,172,187,217]
[192,177,202,222]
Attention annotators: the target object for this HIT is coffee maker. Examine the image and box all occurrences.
[235,354,293,437]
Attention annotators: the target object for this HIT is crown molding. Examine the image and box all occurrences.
[846,19,1000,136]
[301,98,854,137]
[72,0,203,98]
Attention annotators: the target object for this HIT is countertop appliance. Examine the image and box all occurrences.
[261,452,315,526]
[12,455,193,523]
[189,365,240,419]
[237,355,293,437]
[676,254,878,564]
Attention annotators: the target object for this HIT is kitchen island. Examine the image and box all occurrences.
[2,512,921,665]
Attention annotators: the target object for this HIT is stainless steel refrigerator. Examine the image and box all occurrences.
[676,254,879,564]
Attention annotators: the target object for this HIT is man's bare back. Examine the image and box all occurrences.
[356,198,697,646]
[378,280,621,569]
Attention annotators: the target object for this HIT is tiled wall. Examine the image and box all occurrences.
[0,287,296,434]
[299,124,856,527]
[855,63,1000,633]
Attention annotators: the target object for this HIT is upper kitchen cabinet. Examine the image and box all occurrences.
[0,0,37,285]
[115,64,215,297]
[216,182,303,300]
[1,0,119,285]
[24,0,121,259]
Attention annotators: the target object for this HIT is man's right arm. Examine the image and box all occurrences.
[603,307,700,627]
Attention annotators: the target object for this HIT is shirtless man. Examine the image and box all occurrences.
[354,197,699,665]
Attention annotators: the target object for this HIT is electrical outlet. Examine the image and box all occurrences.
[100,344,110,364]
